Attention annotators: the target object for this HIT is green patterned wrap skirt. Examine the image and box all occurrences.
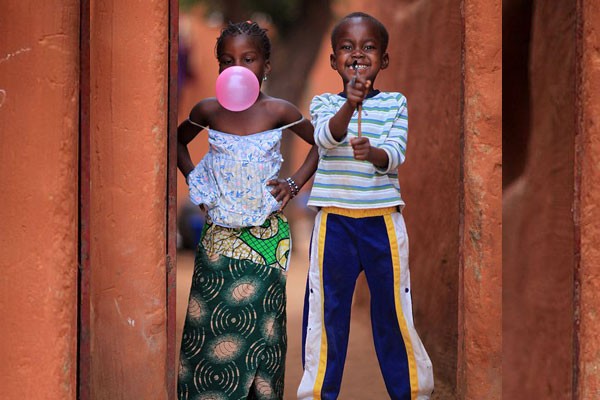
[178,213,290,400]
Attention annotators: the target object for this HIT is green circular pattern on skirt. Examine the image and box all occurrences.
[178,216,289,400]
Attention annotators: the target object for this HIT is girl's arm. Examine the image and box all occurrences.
[288,144,319,191]
[177,119,201,179]
[285,112,319,191]
[269,145,319,210]
[283,110,315,146]
[177,101,212,179]
[267,102,318,209]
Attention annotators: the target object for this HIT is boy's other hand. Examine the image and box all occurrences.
[350,136,372,161]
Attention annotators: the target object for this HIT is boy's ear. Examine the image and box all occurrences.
[381,52,390,70]
[330,53,338,71]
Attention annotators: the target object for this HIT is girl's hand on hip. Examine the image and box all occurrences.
[267,179,294,210]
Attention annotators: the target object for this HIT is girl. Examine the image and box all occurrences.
[177,21,318,400]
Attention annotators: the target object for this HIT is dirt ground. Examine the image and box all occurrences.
[176,216,450,399]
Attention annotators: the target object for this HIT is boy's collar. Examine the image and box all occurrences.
[337,89,381,99]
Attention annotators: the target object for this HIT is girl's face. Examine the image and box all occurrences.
[217,34,271,85]
[330,17,389,87]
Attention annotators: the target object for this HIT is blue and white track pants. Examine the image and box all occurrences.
[298,207,434,400]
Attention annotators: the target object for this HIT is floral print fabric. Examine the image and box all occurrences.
[187,129,284,229]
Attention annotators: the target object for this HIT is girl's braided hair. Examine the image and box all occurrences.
[215,21,271,60]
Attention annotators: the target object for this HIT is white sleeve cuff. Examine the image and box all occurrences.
[315,117,344,149]
[374,147,398,174]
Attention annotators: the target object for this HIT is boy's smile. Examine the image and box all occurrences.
[330,16,389,88]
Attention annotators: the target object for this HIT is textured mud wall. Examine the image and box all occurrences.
[459,0,502,398]
[366,1,463,396]
[0,2,80,399]
[575,1,600,398]
[362,2,501,397]
[503,1,576,398]
[89,1,170,398]
[503,0,532,188]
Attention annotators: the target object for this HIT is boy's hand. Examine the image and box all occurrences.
[346,77,371,109]
[267,179,294,210]
[350,136,372,161]
[350,137,389,169]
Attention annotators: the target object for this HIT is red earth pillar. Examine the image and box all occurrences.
[459,0,502,398]
[0,1,81,399]
[575,1,600,398]
[503,1,577,398]
[89,0,170,398]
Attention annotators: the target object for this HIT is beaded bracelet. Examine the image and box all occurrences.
[285,177,300,198]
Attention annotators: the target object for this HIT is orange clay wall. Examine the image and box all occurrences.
[0,2,80,399]
[373,1,464,396]
[459,1,502,398]
[503,1,600,399]
[503,1,576,398]
[576,2,600,398]
[89,0,170,398]
[357,2,501,397]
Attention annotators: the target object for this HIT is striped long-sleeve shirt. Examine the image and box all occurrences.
[307,91,408,210]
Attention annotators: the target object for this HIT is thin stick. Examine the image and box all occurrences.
[351,61,362,138]
[357,103,362,137]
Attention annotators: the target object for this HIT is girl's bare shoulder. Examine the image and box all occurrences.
[192,97,221,114]
[260,96,303,123]
[189,98,221,124]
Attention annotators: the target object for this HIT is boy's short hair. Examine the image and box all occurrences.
[330,12,389,53]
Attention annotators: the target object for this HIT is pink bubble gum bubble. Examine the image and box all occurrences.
[215,66,260,112]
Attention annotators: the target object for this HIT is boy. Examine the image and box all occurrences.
[297,12,434,400]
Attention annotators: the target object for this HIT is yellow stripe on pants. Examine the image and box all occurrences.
[384,214,420,399]
[312,212,329,399]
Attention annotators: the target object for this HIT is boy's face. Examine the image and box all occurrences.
[330,17,389,87]
[217,34,271,86]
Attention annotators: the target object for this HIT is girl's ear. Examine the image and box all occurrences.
[330,53,338,70]
[381,52,390,70]
[264,60,272,75]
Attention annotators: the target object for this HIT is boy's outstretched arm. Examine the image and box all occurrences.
[328,77,371,141]
[327,101,358,142]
